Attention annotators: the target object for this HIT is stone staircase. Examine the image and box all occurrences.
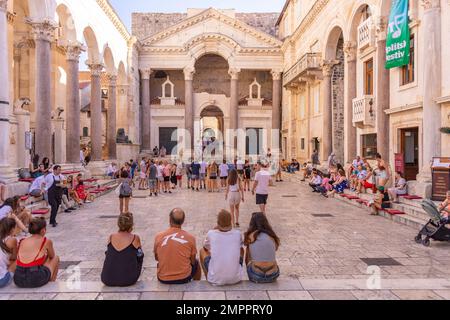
[282,172,435,230]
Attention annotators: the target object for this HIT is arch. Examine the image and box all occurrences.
[348,2,374,42]
[194,54,231,97]
[324,24,346,60]
[56,4,77,43]
[186,33,240,63]
[200,105,224,118]
[103,46,116,75]
[83,26,101,64]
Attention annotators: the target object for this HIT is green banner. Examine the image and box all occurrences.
[385,0,410,69]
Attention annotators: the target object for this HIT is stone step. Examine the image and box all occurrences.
[392,202,430,221]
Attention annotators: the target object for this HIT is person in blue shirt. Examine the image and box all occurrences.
[191,160,201,192]
[130,159,138,180]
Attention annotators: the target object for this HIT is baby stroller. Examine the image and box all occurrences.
[415,199,450,247]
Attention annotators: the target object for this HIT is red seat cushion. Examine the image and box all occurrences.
[90,190,102,194]
[403,195,423,200]
[347,196,360,200]
[32,208,49,215]
[356,199,368,204]
[84,178,97,183]
[19,178,34,183]
[384,209,405,215]
[61,170,81,175]
[20,195,29,201]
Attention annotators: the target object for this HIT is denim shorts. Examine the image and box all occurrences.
[148,179,157,189]
[14,265,51,288]
[247,265,280,283]
[0,271,13,288]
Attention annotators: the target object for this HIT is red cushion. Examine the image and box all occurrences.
[90,190,101,194]
[356,199,368,204]
[32,209,49,215]
[19,178,34,183]
[61,170,80,175]
[84,178,98,183]
[384,209,405,215]
[20,195,29,201]
[403,195,423,200]
[347,196,360,200]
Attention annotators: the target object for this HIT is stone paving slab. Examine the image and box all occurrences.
[2,179,450,300]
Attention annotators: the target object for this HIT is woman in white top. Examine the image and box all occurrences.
[0,197,29,234]
[388,171,407,203]
[225,169,245,228]
[0,218,18,288]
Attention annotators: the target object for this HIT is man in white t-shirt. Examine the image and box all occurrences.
[252,162,271,214]
[200,210,243,286]
[219,160,229,188]
[29,173,48,197]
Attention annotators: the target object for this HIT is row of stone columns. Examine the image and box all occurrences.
[140,67,283,153]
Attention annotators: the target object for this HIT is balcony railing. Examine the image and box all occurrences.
[357,17,375,50]
[352,95,375,127]
[283,53,322,87]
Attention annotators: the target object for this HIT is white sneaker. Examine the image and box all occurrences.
[85,200,92,203]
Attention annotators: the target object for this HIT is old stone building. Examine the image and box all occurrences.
[131,8,284,160]
[278,0,450,197]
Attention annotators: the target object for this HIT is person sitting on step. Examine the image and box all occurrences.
[101,213,143,287]
[244,212,280,284]
[153,208,201,284]
[200,210,244,286]
[13,218,59,288]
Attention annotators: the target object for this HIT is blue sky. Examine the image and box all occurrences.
[109,0,286,31]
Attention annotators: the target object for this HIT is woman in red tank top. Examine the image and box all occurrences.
[13,218,60,288]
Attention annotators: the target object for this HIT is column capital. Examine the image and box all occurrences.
[27,19,58,42]
[87,63,104,77]
[420,0,440,10]
[343,41,357,62]
[183,67,195,81]
[321,60,339,77]
[228,68,241,80]
[66,42,85,62]
[271,70,283,81]
[374,16,388,42]
[0,0,7,12]
[140,68,152,80]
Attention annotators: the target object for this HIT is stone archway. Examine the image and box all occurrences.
[200,105,224,160]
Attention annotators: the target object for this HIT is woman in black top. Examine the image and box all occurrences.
[101,214,144,287]
[243,161,252,192]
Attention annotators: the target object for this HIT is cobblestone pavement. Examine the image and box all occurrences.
[2,179,450,300]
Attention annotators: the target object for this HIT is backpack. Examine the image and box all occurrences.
[18,168,31,179]
[120,180,132,197]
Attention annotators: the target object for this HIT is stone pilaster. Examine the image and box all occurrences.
[375,18,390,163]
[88,63,104,161]
[29,19,57,161]
[184,67,195,150]
[65,44,83,164]
[321,61,338,160]
[140,68,152,151]
[343,41,357,163]
[107,74,117,159]
[418,0,442,183]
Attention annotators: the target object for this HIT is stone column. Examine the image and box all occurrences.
[375,17,390,163]
[65,44,83,164]
[343,41,357,163]
[321,61,336,159]
[418,0,442,182]
[140,69,151,151]
[271,71,282,131]
[271,70,282,155]
[0,0,17,183]
[29,19,57,161]
[184,67,195,150]
[107,74,117,159]
[88,63,104,161]
[229,68,240,155]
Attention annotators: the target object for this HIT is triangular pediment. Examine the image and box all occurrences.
[141,8,282,49]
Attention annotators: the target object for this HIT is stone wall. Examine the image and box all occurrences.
[132,12,280,40]
[193,55,231,96]
[132,13,188,40]
[235,13,279,38]
[331,37,345,164]
[149,70,185,102]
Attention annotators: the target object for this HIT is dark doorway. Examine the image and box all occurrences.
[159,127,178,157]
[400,127,419,181]
[246,128,263,156]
